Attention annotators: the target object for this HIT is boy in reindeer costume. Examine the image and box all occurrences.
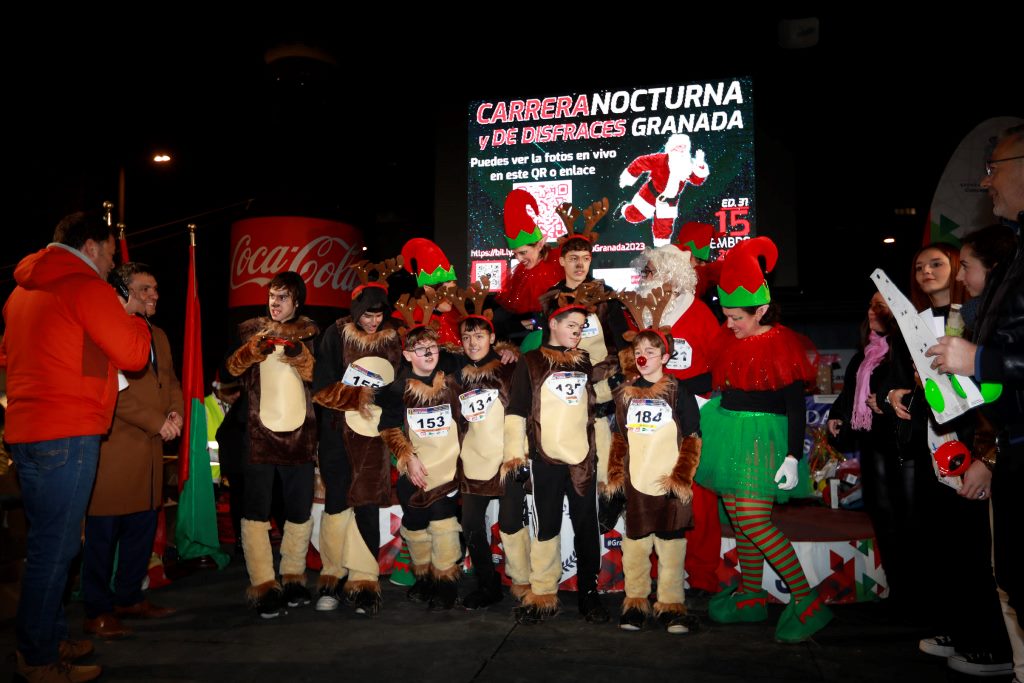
[377,290,467,611]
[446,281,530,608]
[507,284,611,625]
[606,286,702,633]
[310,257,403,616]
[545,198,630,497]
[226,271,319,618]
[630,242,722,595]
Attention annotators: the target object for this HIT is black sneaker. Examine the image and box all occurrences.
[406,576,434,603]
[463,573,504,610]
[353,589,383,617]
[282,582,312,608]
[947,651,1013,677]
[255,587,284,619]
[578,589,610,623]
[658,611,698,635]
[429,580,458,611]
[619,606,646,631]
[514,603,557,625]
[919,635,956,658]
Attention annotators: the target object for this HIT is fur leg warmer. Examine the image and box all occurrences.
[500,527,532,596]
[653,536,687,611]
[241,519,276,588]
[279,518,313,578]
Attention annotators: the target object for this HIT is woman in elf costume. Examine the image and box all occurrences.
[695,236,832,643]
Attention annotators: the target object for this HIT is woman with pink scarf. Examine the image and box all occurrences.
[826,294,908,592]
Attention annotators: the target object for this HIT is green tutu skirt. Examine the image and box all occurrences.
[695,396,812,503]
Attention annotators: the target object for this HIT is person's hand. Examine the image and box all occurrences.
[866,393,882,415]
[168,411,184,429]
[499,347,516,364]
[958,459,993,501]
[407,454,429,490]
[159,415,182,441]
[694,149,706,166]
[887,388,913,420]
[774,455,799,491]
[520,319,535,330]
[827,418,843,437]
[619,168,637,188]
[926,337,978,377]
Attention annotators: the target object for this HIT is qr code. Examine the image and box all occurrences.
[513,180,572,242]
[471,260,506,292]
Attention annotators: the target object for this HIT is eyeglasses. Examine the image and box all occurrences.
[985,155,1024,176]
[411,344,439,357]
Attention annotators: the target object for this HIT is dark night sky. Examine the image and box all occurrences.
[4,14,1019,378]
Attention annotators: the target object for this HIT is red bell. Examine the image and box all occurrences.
[933,440,971,477]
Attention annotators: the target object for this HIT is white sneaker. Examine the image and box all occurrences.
[947,652,1013,677]
[919,635,956,657]
[315,591,340,612]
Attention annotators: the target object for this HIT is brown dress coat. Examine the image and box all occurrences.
[89,324,183,516]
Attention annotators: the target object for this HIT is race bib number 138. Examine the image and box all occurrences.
[545,372,588,406]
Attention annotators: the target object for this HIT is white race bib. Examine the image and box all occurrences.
[459,388,498,423]
[545,371,588,406]
[626,398,672,433]
[407,404,453,439]
[580,313,600,339]
[666,338,693,371]
[342,362,386,389]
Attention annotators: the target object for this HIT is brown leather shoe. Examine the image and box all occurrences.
[58,639,94,662]
[16,653,101,682]
[83,613,132,639]
[114,599,177,619]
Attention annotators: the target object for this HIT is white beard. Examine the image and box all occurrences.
[664,150,693,198]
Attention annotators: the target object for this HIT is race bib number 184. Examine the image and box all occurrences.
[626,398,672,433]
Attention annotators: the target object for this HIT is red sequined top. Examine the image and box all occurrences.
[495,249,563,316]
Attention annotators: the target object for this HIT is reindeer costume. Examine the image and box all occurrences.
[310,258,403,615]
[543,198,629,491]
[606,286,701,633]
[446,282,530,608]
[507,285,608,624]
[377,291,467,610]
[225,272,319,616]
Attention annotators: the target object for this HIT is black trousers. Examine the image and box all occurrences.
[530,455,600,594]
[461,479,527,581]
[243,462,315,524]
[397,477,459,531]
[82,510,158,619]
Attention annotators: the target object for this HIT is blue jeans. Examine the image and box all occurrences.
[11,436,100,666]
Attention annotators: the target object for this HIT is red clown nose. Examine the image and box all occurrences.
[636,355,648,367]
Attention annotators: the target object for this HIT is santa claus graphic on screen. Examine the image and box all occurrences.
[619,133,710,247]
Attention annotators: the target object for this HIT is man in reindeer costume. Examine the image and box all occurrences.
[507,284,610,625]
[377,291,467,611]
[620,134,710,247]
[226,271,319,618]
[446,282,530,608]
[607,286,701,633]
[310,257,403,616]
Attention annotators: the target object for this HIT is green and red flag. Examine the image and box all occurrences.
[175,228,229,568]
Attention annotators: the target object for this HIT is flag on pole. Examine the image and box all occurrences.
[175,225,229,568]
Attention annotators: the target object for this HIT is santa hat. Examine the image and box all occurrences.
[717,236,778,307]
[400,238,456,287]
[503,189,543,249]
[674,222,713,261]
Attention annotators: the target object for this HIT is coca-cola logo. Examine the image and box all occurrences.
[228,217,365,309]
[230,234,362,293]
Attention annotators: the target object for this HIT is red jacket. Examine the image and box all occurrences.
[1,245,151,442]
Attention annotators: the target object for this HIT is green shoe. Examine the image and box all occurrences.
[389,540,416,587]
[774,590,833,643]
[708,587,769,623]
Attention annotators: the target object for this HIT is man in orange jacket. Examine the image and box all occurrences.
[1,211,151,683]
